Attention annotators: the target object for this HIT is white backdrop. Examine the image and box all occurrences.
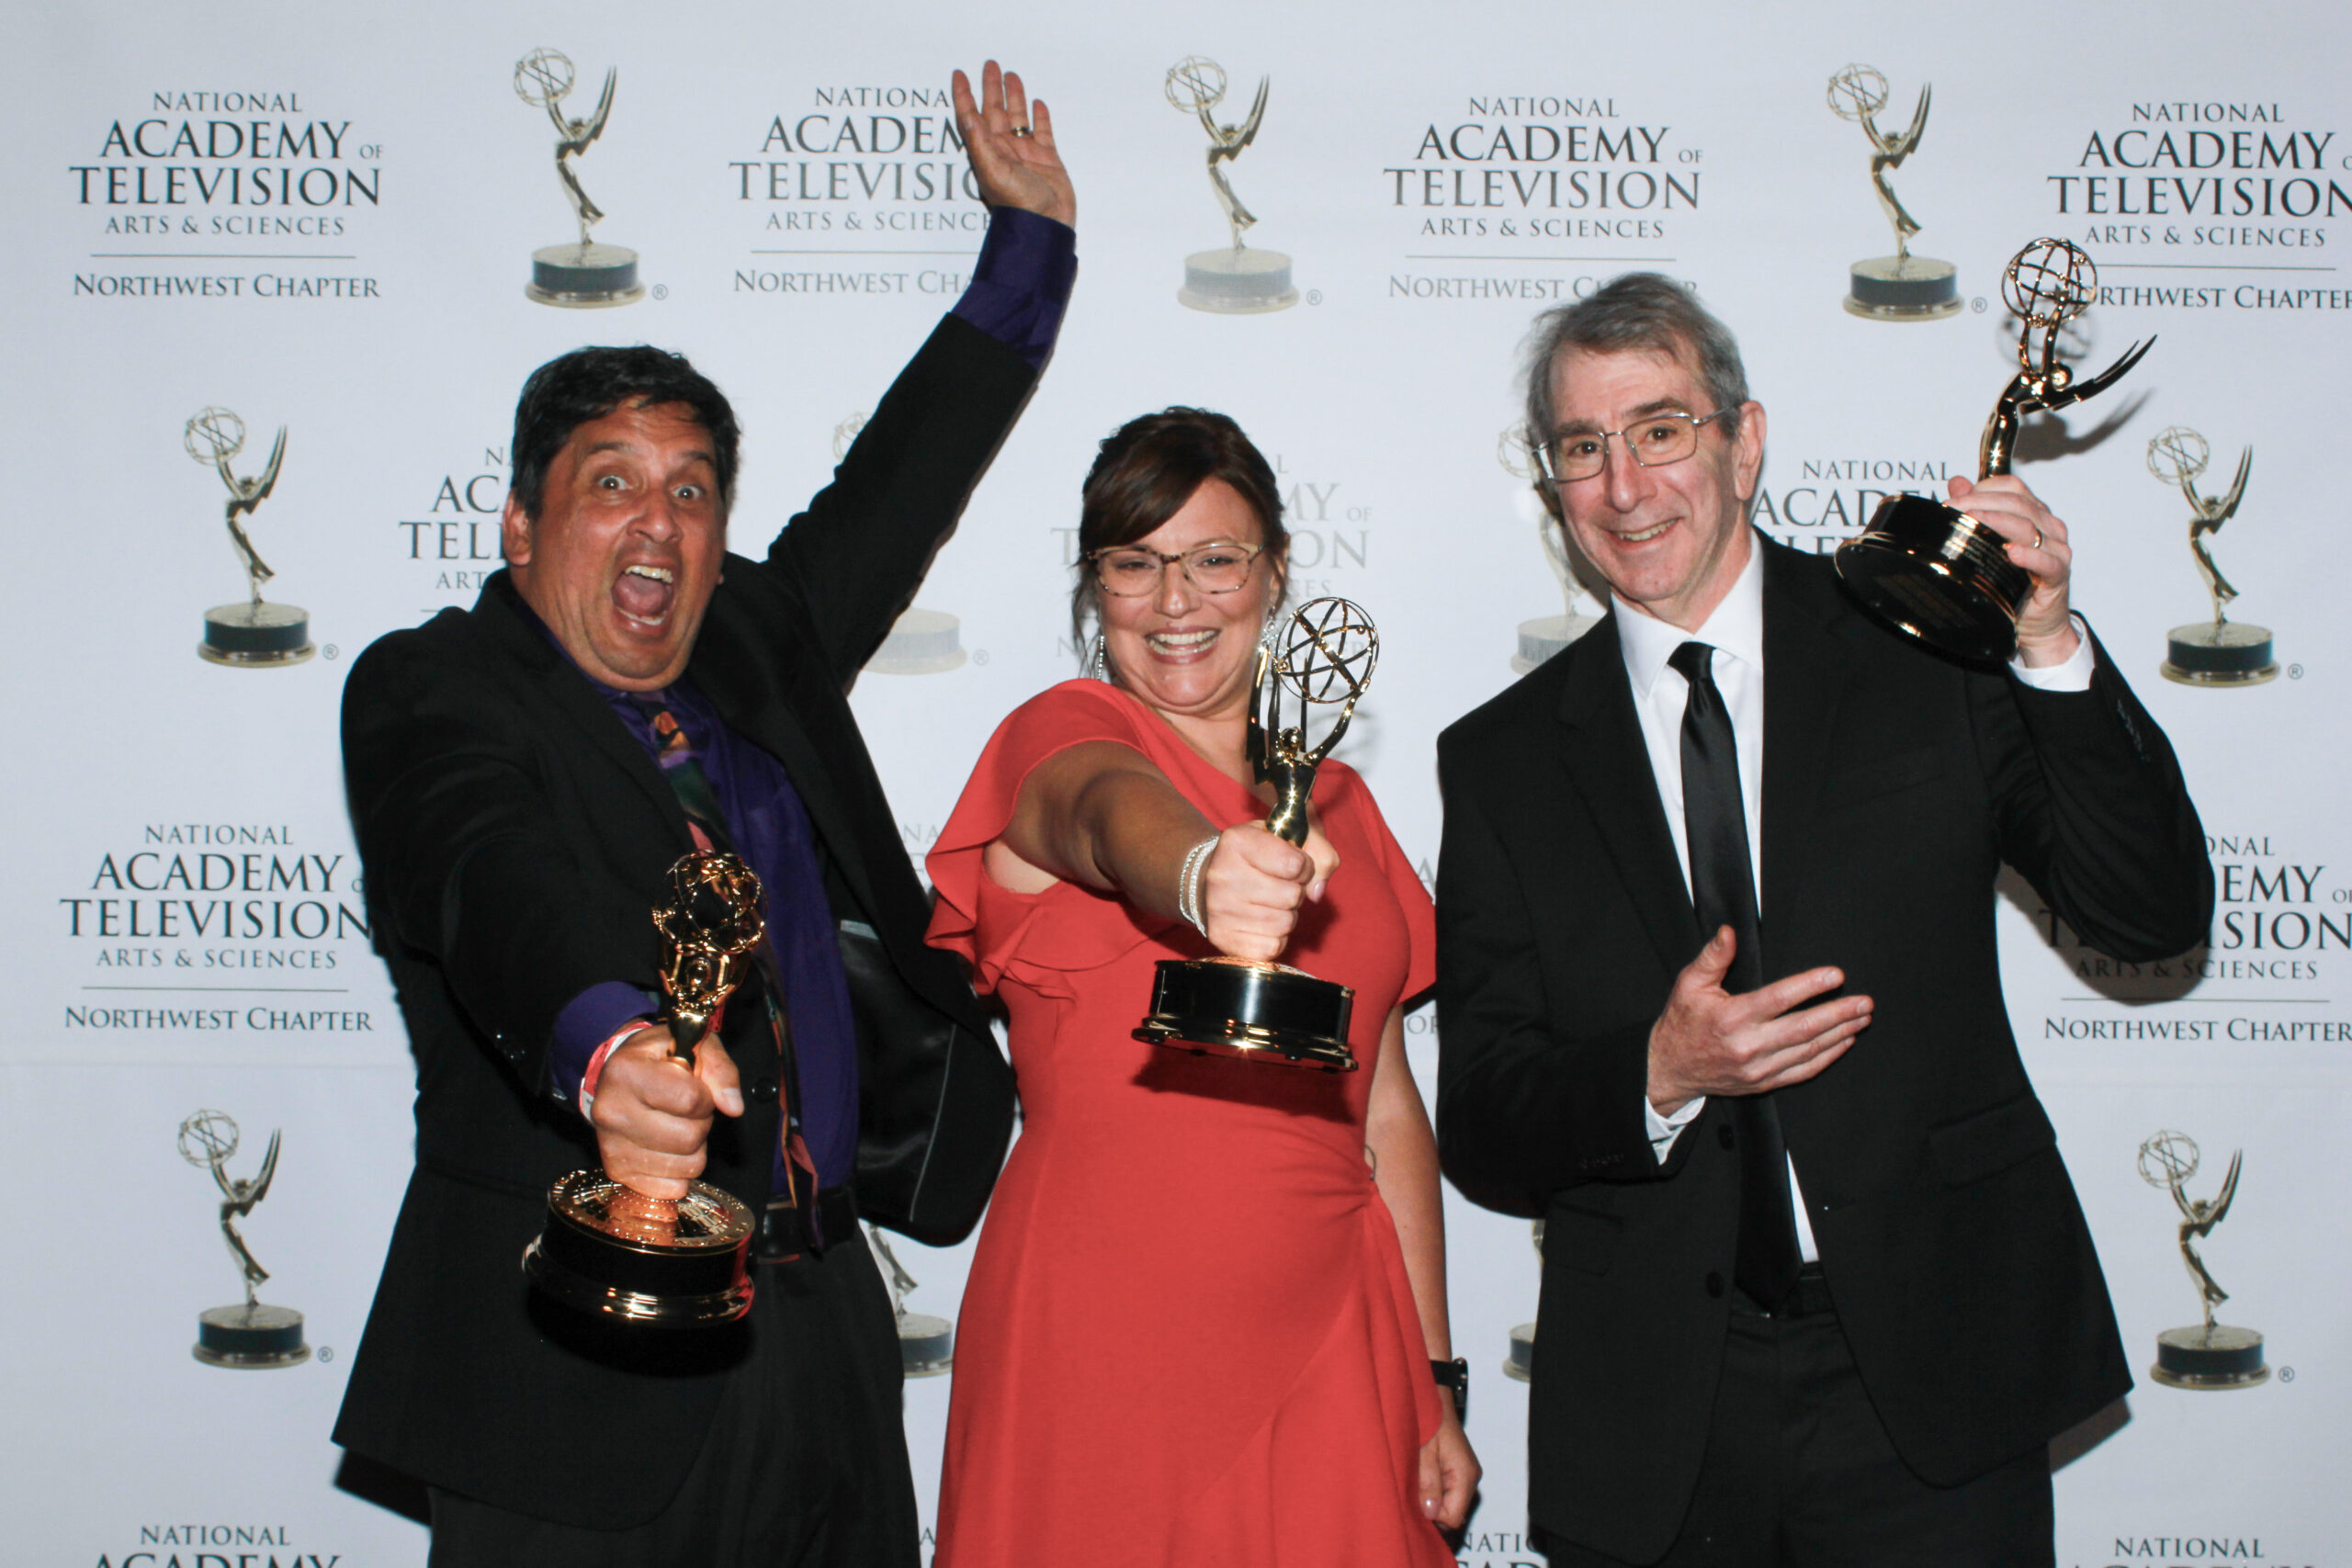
[6,3,2347,1564]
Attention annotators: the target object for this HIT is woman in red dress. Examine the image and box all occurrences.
[926,409,1476,1566]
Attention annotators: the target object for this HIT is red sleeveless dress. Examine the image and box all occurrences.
[925,680,1449,1568]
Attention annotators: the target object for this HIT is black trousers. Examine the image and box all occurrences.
[428,1235,918,1568]
[1544,1281,2053,1568]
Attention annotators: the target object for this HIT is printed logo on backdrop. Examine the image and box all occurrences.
[1824,65,1963,322]
[848,412,967,675]
[90,1522,345,1568]
[1166,57,1300,314]
[2082,1535,2302,1566]
[59,822,375,1039]
[186,407,315,667]
[71,87,384,301]
[731,82,986,301]
[398,446,509,611]
[514,48,648,308]
[2148,425,2281,688]
[178,1109,310,1369]
[2030,830,2349,1046]
[2048,98,2352,314]
[1048,450,1374,664]
[1498,425,1602,672]
[1384,89,1703,304]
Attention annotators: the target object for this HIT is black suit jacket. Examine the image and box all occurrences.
[331,315,1029,1528]
[1435,537,2211,1562]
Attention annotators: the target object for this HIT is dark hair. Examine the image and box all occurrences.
[509,345,743,521]
[1521,272,1751,455]
[1071,408,1286,642]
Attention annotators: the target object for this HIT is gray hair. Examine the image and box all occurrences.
[1520,274,1751,461]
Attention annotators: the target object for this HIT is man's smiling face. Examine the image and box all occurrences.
[1544,343,1765,631]
[503,397,727,691]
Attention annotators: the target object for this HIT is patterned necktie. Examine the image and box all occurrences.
[629,693,820,1232]
[1667,640,1802,1307]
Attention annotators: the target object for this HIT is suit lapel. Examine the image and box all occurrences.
[686,599,884,922]
[474,574,690,842]
[1758,541,1868,954]
[1555,614,1702,971]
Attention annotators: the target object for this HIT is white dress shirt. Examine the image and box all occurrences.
[1619,533,2095,1263]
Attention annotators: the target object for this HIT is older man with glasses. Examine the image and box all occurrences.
[1433,273,2212,1566]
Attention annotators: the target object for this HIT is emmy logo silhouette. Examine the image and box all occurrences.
[1135,597,1377,1072]
[2137,1131,2268,1389]
[1503,425,1602,672]
[514,47,645,307]
[865,1224,955,1377]
[1826,65,1960,320]
[187,407,312,667]
[2149,427,2277,686]
[1838,239,2153,662]
[1165,56,1298,314]
[840,412,967,675]
[1504,1219,1543,1382]
[179,1110,310,1368]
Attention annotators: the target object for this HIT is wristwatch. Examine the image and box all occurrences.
[1430,1356,1468,1421]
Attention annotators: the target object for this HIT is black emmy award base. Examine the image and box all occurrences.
[1836,492,2029,665]
[2163,622,2280,687]
[2152,1324,2269,1390]
[1846,254,1962,321]
[1134,956,1356,1073]
[193,1303,310,1369]
[523,1171,755,1328]
[200,603,314,667]
[528,243,647,308]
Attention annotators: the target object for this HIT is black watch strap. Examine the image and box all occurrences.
[1430,1356,1468,1420]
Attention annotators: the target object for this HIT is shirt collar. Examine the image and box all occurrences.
[1612,528,1767,696]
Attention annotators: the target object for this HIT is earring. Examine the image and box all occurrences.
[1084,633,1108,682]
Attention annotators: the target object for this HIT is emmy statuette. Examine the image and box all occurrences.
[866,1224,955,1377]
[523,852,764,1327]
[2148,426,2278,686]
[1836,239,2153,663]
[1134,598,1377,1072]
[187,407,311,667]
[179,1111,310,1368]
[1165,57,1298,313]
[514,48,645,307]
[838,413,968,674]
[1504,1219,1543,1382]
[2137,1131,2268,1389]
[1826,65,1961,321]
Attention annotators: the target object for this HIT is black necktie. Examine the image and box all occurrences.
[1667,640,1802,1307]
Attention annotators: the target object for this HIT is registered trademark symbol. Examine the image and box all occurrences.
[973,649,989,666]
[318,1346,334,1363]
[1306,289,1324,306]
[652,284,670,301]
[1971,297,1989,313]
[323,644,340,660]
[2289,663,2305,679]
[2279,1365,2295,1382]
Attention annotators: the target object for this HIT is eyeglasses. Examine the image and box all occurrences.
[1086,540,1265,596]
[1535,408,1736,484]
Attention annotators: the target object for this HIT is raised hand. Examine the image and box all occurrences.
[952,61,1076,228]
[1948,472,2079,666]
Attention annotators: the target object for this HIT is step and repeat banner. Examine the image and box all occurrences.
[6,1,2346,1563]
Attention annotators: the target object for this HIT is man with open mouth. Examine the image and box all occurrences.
[332,61,1075,1568]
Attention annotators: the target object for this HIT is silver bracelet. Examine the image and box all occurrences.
[1177,834,1219,939]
